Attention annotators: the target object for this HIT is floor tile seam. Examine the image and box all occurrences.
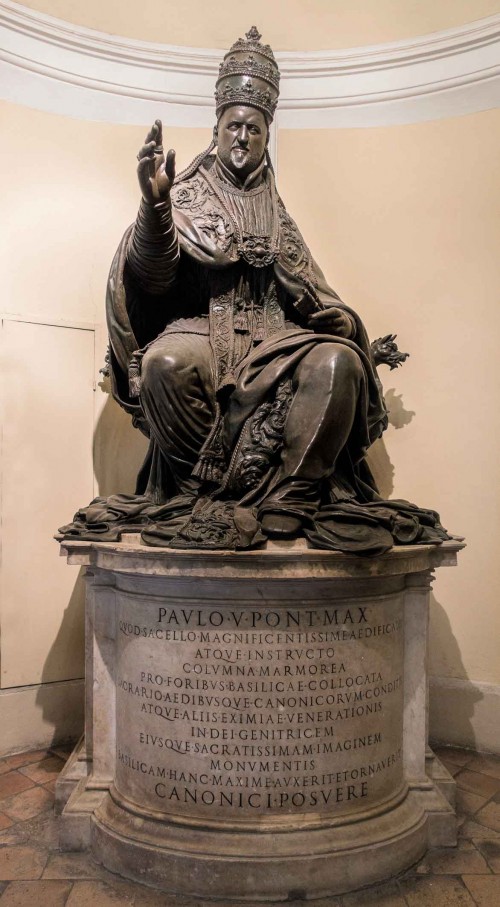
[460,764,500,784]
[17,766,65,783]
[460,874,497,907]
[400,873,481,905]
[470,788,500,812]
[0,751,50,768]
[0,791,36,808]
[456,763,500,779]
[453,766,500,784]
[455,778,500,800]
[466,810,500,836]
[459,791,500,819]
[0,878,76,903]
[0,769,36,785]
[62,878,75,904]
[31,776,50,789]
[393,877,411,905]
[471,840,500,875]
[437,874,482,906]
[2,842,52,857]
[480,852,500,875]
[1,797,56,824]
[3,781,54,798]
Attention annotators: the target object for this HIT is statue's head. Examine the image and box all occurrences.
[214,27,280,178]
[215,104,268,179]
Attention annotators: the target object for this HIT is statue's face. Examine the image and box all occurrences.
[216,105,268,180]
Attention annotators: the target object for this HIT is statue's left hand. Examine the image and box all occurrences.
[308,306,353,338]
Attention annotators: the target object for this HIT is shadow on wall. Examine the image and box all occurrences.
[37,378,147,749]
[428,592,481,751]
[366,386,478,749]
[36,569,86,745]
[365,387,415,498]
[93,377,149,497]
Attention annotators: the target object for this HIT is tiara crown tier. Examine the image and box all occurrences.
[215,27,280,121]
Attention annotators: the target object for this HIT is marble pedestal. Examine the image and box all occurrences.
[57,537,462,901]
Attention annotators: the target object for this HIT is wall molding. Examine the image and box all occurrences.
[1,311,95,331]
[429,676,500,756]
[0,1,499,127]
[0,679,84,756]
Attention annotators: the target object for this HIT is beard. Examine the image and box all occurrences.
[218,143,265,180]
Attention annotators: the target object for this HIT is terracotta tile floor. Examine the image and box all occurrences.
[0,745,500,905]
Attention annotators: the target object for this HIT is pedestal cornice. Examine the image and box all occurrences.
[59,536,464,580]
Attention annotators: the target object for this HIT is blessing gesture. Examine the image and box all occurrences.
[137,120,176,204]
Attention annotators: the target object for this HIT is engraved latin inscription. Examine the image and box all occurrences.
[115,599,404,818]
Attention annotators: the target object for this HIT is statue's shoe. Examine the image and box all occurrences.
[261,513,302,539]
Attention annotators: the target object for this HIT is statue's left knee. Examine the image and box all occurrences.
[320,344,363,384]
[335,344,362,371]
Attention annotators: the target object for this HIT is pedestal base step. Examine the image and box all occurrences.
[58,753,456,902]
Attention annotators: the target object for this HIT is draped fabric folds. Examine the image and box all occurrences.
[59,155,452,554]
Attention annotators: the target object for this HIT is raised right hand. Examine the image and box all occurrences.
[137,120,176,204]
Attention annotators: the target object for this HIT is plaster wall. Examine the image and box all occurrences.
[20,0,500,49]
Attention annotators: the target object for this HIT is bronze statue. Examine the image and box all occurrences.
[61,28,450,553]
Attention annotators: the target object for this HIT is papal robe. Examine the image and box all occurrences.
[66,152,449,552]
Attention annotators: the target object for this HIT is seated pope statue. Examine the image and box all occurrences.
[61,28,450,553]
